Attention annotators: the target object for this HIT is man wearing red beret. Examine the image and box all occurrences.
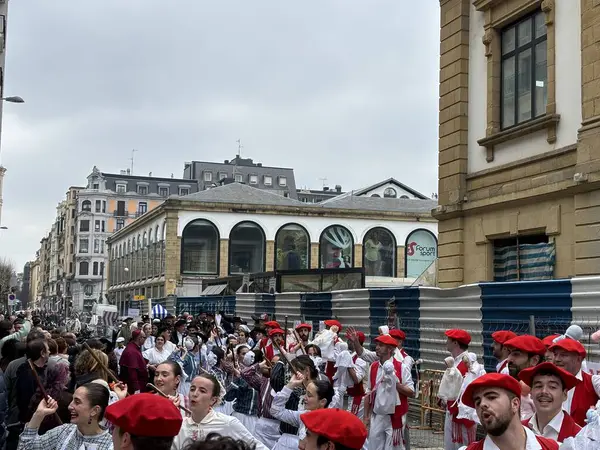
[106,393,183,450]
[491,330,516,374]
[263,328,286,361]
[119,329,148,395]
[518,362,581,442]
[364,334,414,450]
[542,335,561,362]
[299,408,368,450]
[289,323,312,356]
[460,373,558,450]
[443,329,477,449]
[549,339,600,427]
[503,334,546,421]
[312,320,344,382]
[258,321,282,356]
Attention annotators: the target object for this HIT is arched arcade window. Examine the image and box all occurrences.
[275,224,310,270]
[181,219,219,274]
[229,221,265,274]
[319,225,354,269]
[405,229,438,278]
[363,227,396,277]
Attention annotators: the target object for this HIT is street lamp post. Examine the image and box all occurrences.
[2,96,24,103]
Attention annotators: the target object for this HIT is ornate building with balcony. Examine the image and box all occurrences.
[71,167,199,311]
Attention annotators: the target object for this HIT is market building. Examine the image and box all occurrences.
[106,179,438,314]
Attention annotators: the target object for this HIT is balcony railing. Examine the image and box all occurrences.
[113,210,127,217]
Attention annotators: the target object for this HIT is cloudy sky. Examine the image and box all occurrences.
[0,1,440,270]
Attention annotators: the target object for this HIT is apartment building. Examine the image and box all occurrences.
[435,0,600,286]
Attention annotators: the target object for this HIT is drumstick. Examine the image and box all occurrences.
[82,342,119,383]
[293,330,307,355]
[272,339,299,373]
[28,360,63,425]
[146,383,192,415]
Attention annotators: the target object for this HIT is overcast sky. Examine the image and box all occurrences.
[0,1,440,270]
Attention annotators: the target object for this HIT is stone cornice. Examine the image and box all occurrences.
[473,0,503,11]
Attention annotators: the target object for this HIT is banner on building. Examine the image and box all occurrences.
[405,229,437,279]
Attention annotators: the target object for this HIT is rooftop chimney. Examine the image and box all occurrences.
[126,169,131,175]
[224,160,229,164]
[335,185,342,193]
[323,186,329,191]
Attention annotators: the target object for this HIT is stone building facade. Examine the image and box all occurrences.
[107,182,437,315]
[435,0,600,287]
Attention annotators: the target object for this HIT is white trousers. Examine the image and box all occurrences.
[254,417,281,450]
[345,396,365,420]
[443,412,475,450]
[272,433,300,450]
[232,411,258,436]
[368,413,405,450]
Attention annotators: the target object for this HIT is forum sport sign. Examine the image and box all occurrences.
[405,229,437,279]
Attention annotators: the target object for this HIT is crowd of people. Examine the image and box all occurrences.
[0,308,596,450]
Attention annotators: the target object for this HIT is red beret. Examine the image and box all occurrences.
[356,331,366,345]
[504,335,546,356]
[295,323,312,331]
[324,320,342,331]
[268,328,285,337]
[492,330,517,345]
[542,334,561,347]
[445,329,471,345]
[264,321,281,328]
[301,408,367,449]
[462,373,522,409]
[518,362,580,391]
[549,339,587,358]
[389,329,406,341]
[375,335,398,347]
[104,393,182,437]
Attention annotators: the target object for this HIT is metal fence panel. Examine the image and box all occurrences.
[480,279,572,372]
[232,293,257,324]
[274,293,302,325]
[418,284,483,371]
[331,289,371,339]
[300,292,332,332]
[571,277,600,366]
[369,288,421,361]
[175,295,236,317]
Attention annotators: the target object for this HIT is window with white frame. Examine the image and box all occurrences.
[264,175,272,186]
[159,186,169,197]
[116,184,126,193]
[204,171,213,182]
[249,175,258,185]
[278,176,287,187]
[235,174,243,183]
[94,239,100,253]
[179,187,190,196]
[219,172,227,180]
[138,185,148,195]
[79,238,89,253]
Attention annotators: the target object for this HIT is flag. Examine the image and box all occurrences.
[101,311,118,327]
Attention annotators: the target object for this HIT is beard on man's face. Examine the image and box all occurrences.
[484,408,513,436]
[508,361,525,380]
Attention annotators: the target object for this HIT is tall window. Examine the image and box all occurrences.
[116,219,125,231]
[275,224,310,270]
[319,225,354,268]
[94,220,100,232]
[501,11,547,128]
[138,185,148,195]
[181,220,219,274]
[159,187,169,197]
[79,261,89,276]
[81,200,91,212]
[94,239,100,253]
[363,228,396,277]
[93,262,99,275]
[229,222,265,274]
[116,201,126,217]
[79,239,89,253]
[80,220,90,232]
[95,200,101,212]
[116,184,126,193]
[203,172,212,182]
[138,202,147,214]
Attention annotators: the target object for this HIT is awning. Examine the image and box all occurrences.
[201,284,227,296]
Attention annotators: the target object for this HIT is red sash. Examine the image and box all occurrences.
[498,359,508,373]
[570,371,599,427]
[522,412,581,443]
[466,435,558,450]
[346,354,365,415]
[447,360,476,444]
[370,359,407,446]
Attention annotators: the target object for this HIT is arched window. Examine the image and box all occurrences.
[370,194,381,198]
[275,224,310,270]
[81,200,91,212]
[363,227,396,277]
[79,261,89,276]
[319,225,354,269]
[405,229,438,278]
[181,220,219,274]
[155,225,159,242]
[383,187,397,198]
[400,195,409,199]
[143,232,147,247]
[229,221,265,274]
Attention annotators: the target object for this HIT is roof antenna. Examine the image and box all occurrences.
[319,177,327,188]
[236,139,243,158]
[130,149,138,175]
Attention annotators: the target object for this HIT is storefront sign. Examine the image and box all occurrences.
[405,229,437,278]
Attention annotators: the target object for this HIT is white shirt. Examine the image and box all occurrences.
[521,393,536,421]
[459,426,542,450]
[171,409,268,450]
[495,358,510,374]
[527,410,563,441]
[143,346,171,365]
[563,369,600,413]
